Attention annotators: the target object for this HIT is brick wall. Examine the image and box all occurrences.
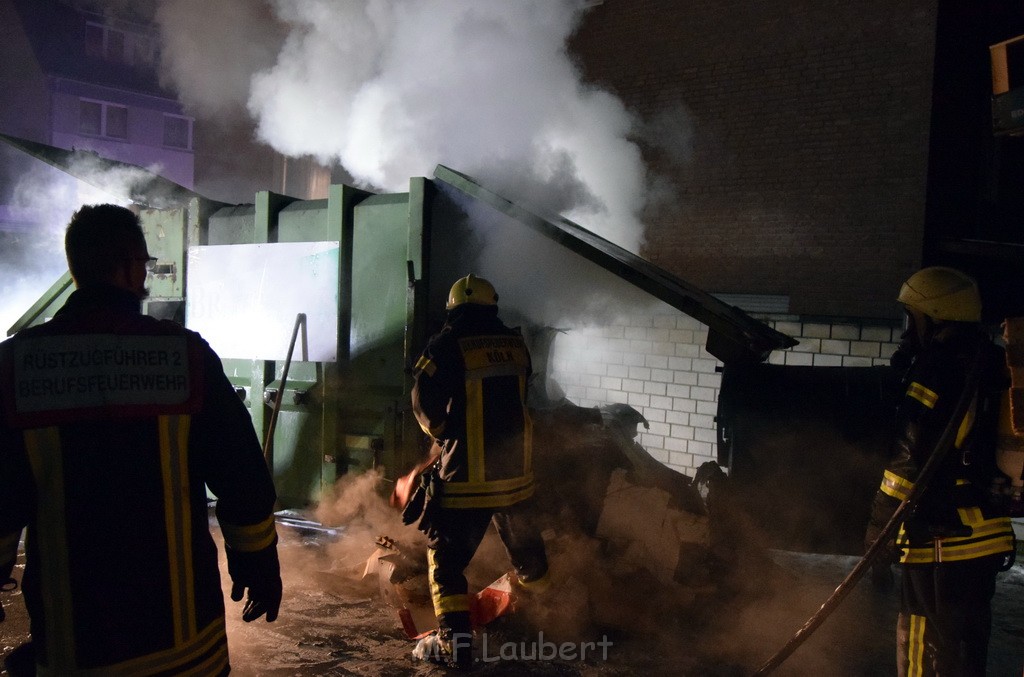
[548,307,901,476]
[570,0,938,321]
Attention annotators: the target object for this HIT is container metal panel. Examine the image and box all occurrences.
[349,196,410,390]
[277,199,330,242]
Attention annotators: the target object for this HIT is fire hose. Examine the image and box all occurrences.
[752,345,987,676]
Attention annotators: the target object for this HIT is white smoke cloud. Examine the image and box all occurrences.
[154,0,286,120]
[0,149,171,335]
[155,0,654,252]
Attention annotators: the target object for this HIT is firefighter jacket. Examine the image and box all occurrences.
[0,285,278,676]
[411,306,534,510]
[868,327,1016,565]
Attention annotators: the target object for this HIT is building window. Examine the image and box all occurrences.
[84,20,155,68]
[85,22,104,58]
[163,115,193,149]
[105,28,126,62]
[79,100,102,135]
[79,99,129,139]
[105,105,128,138]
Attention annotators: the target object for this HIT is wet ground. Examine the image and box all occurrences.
[3,521,1023,676]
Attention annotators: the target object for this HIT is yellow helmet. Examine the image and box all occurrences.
[446,274,498,310]
[897,266,981,323]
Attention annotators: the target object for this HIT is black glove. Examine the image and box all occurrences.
[864,525,896,590]
[226,542,282,622]
[401,478,427,526]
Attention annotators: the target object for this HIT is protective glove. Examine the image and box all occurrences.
[227,542,282,623]
[864,524,896,590]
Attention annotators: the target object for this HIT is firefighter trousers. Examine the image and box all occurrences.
[896,554,1004,677]
[426,502,548,637]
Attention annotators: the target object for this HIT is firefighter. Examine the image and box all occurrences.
[0,204,282,676]
[406,274,549,669]
[865,266,1016,677]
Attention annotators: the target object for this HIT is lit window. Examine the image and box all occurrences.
[163,115,192,149]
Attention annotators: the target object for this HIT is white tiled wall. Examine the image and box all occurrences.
[548,312,901,477]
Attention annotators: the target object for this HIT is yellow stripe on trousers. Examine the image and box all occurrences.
[908,614,926,677]
[427,548,470,616]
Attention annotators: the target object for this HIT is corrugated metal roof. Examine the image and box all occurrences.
[433,164,797,363]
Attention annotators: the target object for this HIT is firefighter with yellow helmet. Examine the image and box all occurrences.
[404,274,549,669]
[865,266,1015,676]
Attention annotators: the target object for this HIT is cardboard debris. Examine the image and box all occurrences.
[595,468,710,585]
[364,539,519,640]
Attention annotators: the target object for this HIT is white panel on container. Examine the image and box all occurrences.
[185,242,339,361]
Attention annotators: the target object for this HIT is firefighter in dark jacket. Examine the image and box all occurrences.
[408,274,549,669]
[0,204,282,676]
[866,266,1015,677]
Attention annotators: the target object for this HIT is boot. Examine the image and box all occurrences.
[412,627,474,670]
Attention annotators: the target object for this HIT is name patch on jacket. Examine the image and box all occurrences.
[459,336,529,377]
[8,334,194,422]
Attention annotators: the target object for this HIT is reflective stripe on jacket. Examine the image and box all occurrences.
[412,310,534,510]
[870,330,1014,566]
[0,286,276,675]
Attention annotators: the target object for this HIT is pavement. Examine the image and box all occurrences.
[3,520,1023,676]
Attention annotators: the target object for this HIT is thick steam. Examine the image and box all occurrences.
[155,0,655,252]
[0,154,133,335]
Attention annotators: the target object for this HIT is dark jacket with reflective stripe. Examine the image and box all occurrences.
[868,328,1015,564]
[0,285,277,675]
[411,306,534,509]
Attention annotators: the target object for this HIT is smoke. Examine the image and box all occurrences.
[154,0,656,252]
[154,0,285,121]
[313,468,425,575]
[0,151,134,335]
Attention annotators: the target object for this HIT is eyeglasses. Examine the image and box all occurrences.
[130,256,158,272]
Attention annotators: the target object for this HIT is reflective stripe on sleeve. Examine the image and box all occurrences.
[414,356,436,377]
[220,514,278,553]
[906,382,938,409]
[880,469,914,501]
